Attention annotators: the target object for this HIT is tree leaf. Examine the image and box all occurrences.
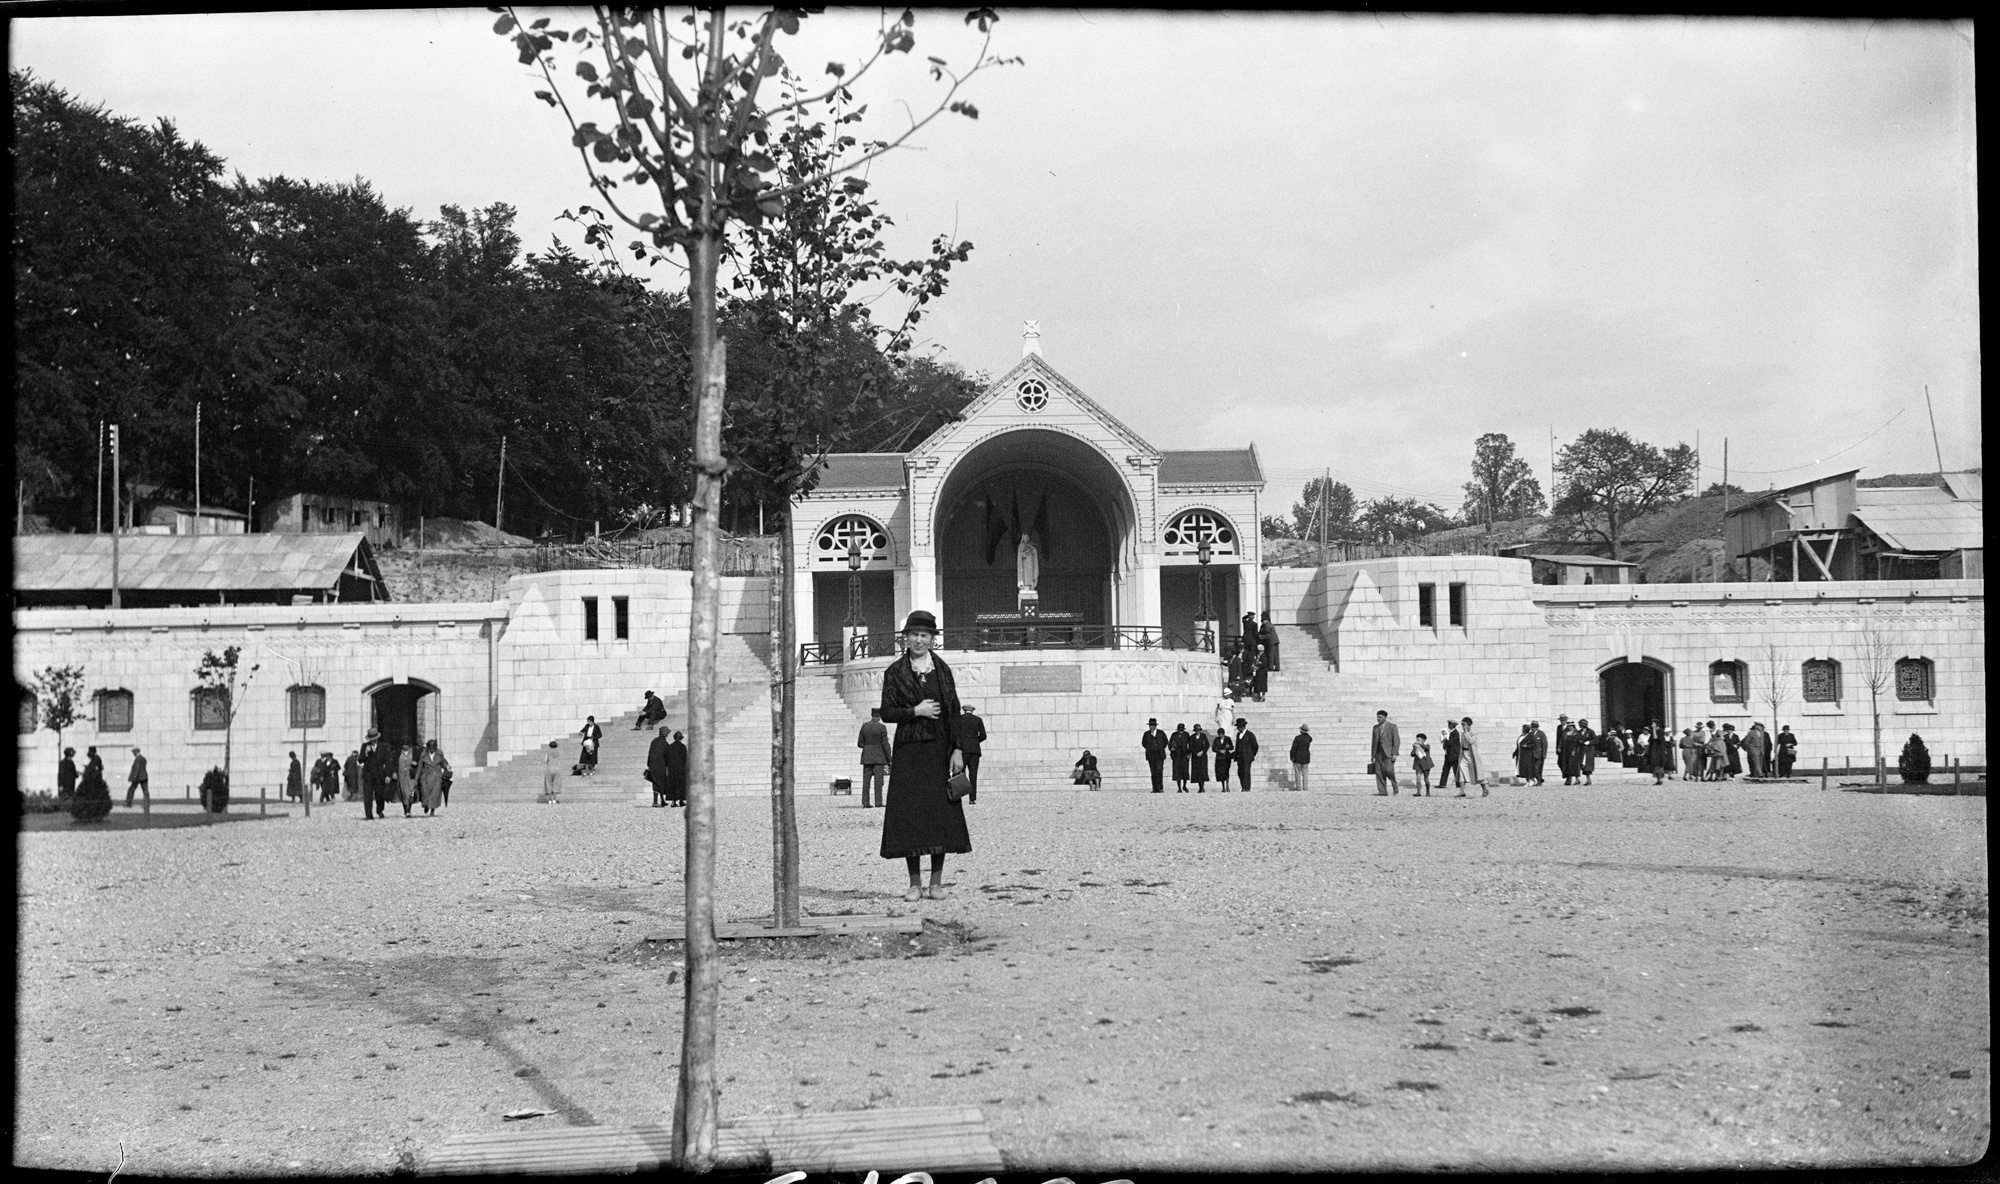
[576,60,599,82]
[492,13,516,35]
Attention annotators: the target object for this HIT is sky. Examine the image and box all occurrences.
[10,12,1980,512]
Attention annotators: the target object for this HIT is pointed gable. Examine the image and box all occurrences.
[908,354,1159,463]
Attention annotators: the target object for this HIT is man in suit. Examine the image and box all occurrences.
[124,747,150,807]
[647,724,671,807]
[1141,718,1168,793]
[1371,710,1401,795]
[955,703,987,804]
[1528,721,1549,785]
[1259,611,1280,672]
[363,729,396,819]
[857,708,892,808]
[1289,724,1312,792]
[1554,714,1576,783]
[1234,719,1259,792]
[1438,722,1464,792]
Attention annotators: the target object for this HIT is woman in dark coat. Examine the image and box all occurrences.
[1724,725,1744,777]
[878,611,969,901]
[1168,724,1191,791]
[1514,726,1534,780]
[1189,725,1211,791]
[58,747,78,798]
[1646,722,1674,785]
[1211,730,1235,791]
[664,730,688,807]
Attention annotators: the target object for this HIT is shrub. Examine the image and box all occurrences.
[199,766,230,813]
[68,770,112,823]
[1898,734,1932,784]
[20,789,66,814]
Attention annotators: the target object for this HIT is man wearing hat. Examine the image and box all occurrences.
[1234,718,1259,792]
[1140,718,1168,793]
[1555,714,1577,784]
[1289,724,1312,792]
[361,728,393,820]
[954,702,987,805]
[124,747,149,807]
[1370,710,1401,796]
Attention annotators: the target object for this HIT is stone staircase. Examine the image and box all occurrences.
[1235,623,1451,790]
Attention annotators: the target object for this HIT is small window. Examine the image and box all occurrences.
[1894,657,1934,702]
[376,508,386,526]
[613,596,630,640]
[1801,659,1840,702]
[288,684,326,729]
[1448,583,1466,627]
[19,688,38,735]
[192,687,230,730]
[1417,583,1436,628]
[583,597,600,641]
[1708,660,1747,704]
[97,689,135,732]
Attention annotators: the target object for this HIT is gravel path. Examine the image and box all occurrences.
[15,774,1989,1175]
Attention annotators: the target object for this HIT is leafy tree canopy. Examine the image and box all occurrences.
[1460,432,1546,527]
[1552,428,1697,561]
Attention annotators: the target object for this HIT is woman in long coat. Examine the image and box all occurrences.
[1574,719,1597,786]
[1723,726,1744,778]
[286,753,305,802]
[1648,722,1675,784]
[1514,726,1534,780]
[396,744,418,815]
[664,730,689,807]
[1168,724,1191,791]
[1211,729,1235,791]
[878,611,970,902]
[417,740,450,815]
[1189,725,1211,791]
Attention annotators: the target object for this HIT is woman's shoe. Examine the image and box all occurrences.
[924,885,947,900]
[903,886,923,902]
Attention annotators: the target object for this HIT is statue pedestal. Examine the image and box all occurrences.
[1017,589,1040,616]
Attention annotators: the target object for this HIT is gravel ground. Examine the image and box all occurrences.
[15,774,1990,1176]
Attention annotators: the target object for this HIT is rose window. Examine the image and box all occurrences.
[1016,378,1048,412]
[813,515,891,566]
[1161,510,1239,558]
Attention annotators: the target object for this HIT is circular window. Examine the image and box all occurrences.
[1016,378,1048,412]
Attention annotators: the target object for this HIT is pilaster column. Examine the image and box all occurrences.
[1136,551,1163,632]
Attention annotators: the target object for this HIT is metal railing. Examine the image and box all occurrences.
[801,625,1218,666]
[531,535,777,576]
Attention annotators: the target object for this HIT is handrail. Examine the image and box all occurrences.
[802,624,1221,662]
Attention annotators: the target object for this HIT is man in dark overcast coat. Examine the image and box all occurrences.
[954,703,987,804]
[1141,718,1169,793]
[1233,718,1259,792]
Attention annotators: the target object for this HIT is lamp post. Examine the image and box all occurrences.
[842,535,867,660]
[1195,534,1216,652]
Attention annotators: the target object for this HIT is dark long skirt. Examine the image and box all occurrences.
[1171,750,1190,782]
[880,738,970,859]
[1191,749,1210,784]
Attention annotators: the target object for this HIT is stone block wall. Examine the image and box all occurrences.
[491,570,770,761]
[1540,579,1986,769]
[14,601,503,800]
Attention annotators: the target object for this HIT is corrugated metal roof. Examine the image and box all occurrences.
[1849,502,1984,553]
[1856,485,1955,507]
[812,453,906,491]
[1521,553,1638,566]
[1943,471,1983,502]
[1158,449,1263,486]
[13,533,375,592]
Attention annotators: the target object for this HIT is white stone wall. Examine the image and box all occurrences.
[14,601,503,799]
[1540,579,1986,769]
[490,571,770,762]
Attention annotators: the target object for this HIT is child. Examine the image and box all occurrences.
[1410,733,1434,796]
[543,739,562,804]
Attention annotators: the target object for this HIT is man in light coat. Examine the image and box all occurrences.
[1371,710,1401,796]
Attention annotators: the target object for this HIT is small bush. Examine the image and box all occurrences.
[1898,734,1932,784]
[20,789,67,815]
[68,770,112,823]
[200,767,230,813]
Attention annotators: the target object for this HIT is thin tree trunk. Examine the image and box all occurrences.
[779,519,799,926]
[673,226,725,1173]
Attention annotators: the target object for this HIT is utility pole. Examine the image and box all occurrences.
[1722,438,1731,582]
[110,424,122,609]
[1549,425,1557,510]
[246,477,255,534]
[1924,384,1946,475]
[495,435,507,534]
[194,401,202,535]
[96,421,106,534]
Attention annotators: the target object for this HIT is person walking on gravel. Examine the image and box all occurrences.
[417,740,450,815]
[1649,722,1675,785]
[1234,719,1259,792]
[1289,725,1312,792]
[1436,722,1463,793]
[877,611,970,902]
[1169,723,1191,792]
[858,709,892,809]
[1776,725,1798,776]
[124,747,150,807]
[1371,710,1401,795]
[1410,733,1433,795]
[1212,727,1235,792]
[1458,717,1488,796]
[664,731,688,807]
[542,740,563,804]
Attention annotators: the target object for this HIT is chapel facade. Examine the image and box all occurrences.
[790,328,1266,657]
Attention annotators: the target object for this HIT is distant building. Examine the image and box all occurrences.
[1726,469,1983,580]
[258,492,404,549]
[12,533,389,609]
[136,502,249,536]
[1519,554,1639,586]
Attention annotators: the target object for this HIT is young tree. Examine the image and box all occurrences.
[1460,432,1546,529]
[1756,643,1793,753]
[1853,621,1899,788]
[193,646,260,801]
[1289,477,1356,541]
[31,665,90,785]
[1551,429,1697,561]
[494,8,1007,1166]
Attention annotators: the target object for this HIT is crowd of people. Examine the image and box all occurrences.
[1223,611,1282,702]
[276,731,455,818]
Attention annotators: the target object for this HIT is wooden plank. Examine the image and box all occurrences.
[421,1108,1003,1176]
[645,916,924,943]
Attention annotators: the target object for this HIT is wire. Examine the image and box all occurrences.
[1702,409,1908,477]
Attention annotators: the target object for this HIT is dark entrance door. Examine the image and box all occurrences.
[370,684,433,753]
[1599,661,1668,734]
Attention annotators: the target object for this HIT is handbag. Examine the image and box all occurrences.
[945,767,974,802]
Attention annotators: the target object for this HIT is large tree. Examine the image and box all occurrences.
[1551,428,1697,561]
[494,7,1006,1166]
[1356,495,1455,543]
[1460,432,1545,529]
[1287,477,1357,541]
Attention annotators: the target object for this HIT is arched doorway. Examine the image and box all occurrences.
[365,679,440,754]
[1598,659,1671,734]
[933,429,1135,637]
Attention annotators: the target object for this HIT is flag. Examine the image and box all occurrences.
[1031,490,1052,565]
[983,483,1009,566]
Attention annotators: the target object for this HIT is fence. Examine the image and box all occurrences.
[800,625,1219,666]
[531,535,778,576]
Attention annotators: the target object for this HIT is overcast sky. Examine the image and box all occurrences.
[11,12,1979,510]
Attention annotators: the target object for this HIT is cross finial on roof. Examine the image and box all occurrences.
[1022,320,1041,357]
